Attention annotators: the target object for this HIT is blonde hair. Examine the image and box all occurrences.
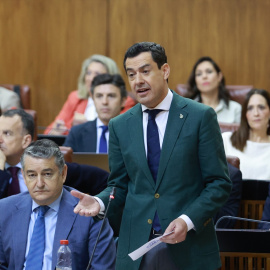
[77,54,121,99]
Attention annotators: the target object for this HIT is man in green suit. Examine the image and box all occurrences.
[71,42,231,270]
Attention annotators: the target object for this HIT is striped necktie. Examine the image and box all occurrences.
[25,205,50,270]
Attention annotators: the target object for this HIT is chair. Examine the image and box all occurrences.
[220,252,270,270]
[226,155,240,169]
[59,146,73,163]
[0,84,31,109]
[175,84,253,105]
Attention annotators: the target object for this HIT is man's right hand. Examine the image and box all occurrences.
[71,190,101,217]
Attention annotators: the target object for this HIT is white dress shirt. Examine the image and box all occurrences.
[84,97,98,121]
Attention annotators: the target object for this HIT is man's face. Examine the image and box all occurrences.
[93,84,126,125]
[0,115,31,165]
[23,156,67,205]
[125,52,170,108]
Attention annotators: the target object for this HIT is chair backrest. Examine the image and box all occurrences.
[226,85,253,106]
[226,155,240,169]
[0,84,31,109]
[219,122,240,133]
[175,84,253,106]
[219,252,270,270]
[59,146,73,163]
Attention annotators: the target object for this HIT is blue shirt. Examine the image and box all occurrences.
[23,190,63,270]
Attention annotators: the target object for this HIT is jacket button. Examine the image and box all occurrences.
[155,193,160,199]
[148,219,152,224]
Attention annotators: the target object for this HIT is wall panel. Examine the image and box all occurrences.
[0,0,270,128]
[0,0,107,127]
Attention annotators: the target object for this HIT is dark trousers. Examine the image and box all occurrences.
[139,233,179,270]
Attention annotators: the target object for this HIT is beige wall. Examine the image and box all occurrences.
[0,0,269,127]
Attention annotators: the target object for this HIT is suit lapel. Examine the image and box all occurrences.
[156,92,188,187]
[127,106,155,188]
[13,195,32,268]
[83,120,97,152]
[51,188,78,269]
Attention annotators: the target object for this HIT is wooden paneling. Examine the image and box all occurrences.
[0,0,270,128]
[0,0,107,127]
[108,0,270,93]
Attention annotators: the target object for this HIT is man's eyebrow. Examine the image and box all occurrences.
[126,64,151,72]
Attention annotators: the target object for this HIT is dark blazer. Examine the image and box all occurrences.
[65,162,108,195]
[0,170,10,199]
[97,91,231,270]
[0,186,116,270]
[214,163,242,228]
[0,162,108,199]
[63,119,97,152]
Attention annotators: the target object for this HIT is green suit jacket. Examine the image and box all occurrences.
[98,91,231,270]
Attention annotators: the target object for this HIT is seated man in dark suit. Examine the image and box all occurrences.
[63,74,127,152]
[0,139,115,269]
[214,162,242,228]
[0,109,109,199]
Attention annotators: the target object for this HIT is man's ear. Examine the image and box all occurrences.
[62,164,68,184]
[162,63,170,81]
[22,134,32,150]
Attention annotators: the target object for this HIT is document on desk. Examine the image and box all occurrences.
[128,231,174,261]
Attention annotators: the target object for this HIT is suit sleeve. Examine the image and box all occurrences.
[214,163,242,228]
[0,170,10,199]
[63,127,77,150]
[65,162,109,195]
[88,218,116,270]
[183,107,232,233]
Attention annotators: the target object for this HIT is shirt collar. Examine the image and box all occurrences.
[96,117,108,128]
[215,99,226,113]
[141,88,172,112]
[32,189,63,213]
[5,162,22,170]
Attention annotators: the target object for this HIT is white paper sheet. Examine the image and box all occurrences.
[128,231,174,261]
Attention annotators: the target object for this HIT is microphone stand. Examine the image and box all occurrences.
[86,187,116,270]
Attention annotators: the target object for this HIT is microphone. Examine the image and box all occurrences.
[215,215,270,230]
[86,187,116,270]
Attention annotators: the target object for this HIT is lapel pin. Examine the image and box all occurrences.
[179,114,184,119]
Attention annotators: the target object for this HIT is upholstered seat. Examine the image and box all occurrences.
[0,84,31,109]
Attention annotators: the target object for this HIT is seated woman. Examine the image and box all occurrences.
[222,89,270,180]
[44,54,136,135]
[187,56,241,123]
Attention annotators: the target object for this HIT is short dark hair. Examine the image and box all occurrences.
[123,42,167,71]
[187,56,230,106]
[21,139,65,173]
[2,109,34,139]
[90,73,127,99]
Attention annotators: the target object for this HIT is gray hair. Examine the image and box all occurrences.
[77,54,121,99]
[21,139,65,173]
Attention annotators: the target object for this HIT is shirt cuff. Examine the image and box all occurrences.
[179,214,195,231]
[94,196,105,214]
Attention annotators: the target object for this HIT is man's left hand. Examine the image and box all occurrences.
[161,218,188,244]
